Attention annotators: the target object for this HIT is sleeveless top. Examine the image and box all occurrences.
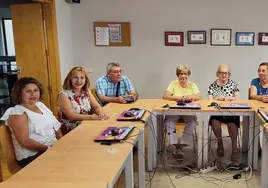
[0,102,60,161]
[58,90,91,135]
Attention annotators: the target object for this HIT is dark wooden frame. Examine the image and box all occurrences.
[187,30,206,44]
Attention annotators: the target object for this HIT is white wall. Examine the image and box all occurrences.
[0,8,11,56]
[55,0,75,82]
[59,0,268,99]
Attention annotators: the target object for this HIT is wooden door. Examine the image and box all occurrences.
[10,3,52,109]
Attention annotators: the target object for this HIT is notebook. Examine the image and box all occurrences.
[220,103,251,109]
[168,103,201,110]
[117,109,145,121]
[258,110,268,122]
[94,126,135,142]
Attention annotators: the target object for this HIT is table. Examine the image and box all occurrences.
[103,99,159,181]
[0,99,159,188]
[149,99,261,170]
[149,99,203,170]
[0,121,142,188]
[260,125,268,188]
[254,103,268,188]
[201,100,260,170]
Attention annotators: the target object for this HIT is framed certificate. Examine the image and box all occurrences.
[258,32,268,45]
[187,31,206,44]
[236,32,255,46]
[211,29,231,46]
[165,31,184,46]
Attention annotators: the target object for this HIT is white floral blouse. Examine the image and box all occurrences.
[58,90,91,135]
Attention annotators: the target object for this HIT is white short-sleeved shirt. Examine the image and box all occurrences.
[0,102,60,161]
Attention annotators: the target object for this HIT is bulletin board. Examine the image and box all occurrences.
[93,22,131,46]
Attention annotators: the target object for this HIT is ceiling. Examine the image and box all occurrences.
[0,0,34,7]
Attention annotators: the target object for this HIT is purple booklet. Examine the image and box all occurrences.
[117,109,145,121]
[94,126,134,142]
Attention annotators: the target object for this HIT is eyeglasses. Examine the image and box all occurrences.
[179,73,188,76]
[111,70,123,74]
[218,71,229,76]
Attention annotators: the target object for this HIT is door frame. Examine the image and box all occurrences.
[33,0,61,115]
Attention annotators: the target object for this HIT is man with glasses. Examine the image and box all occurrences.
[250,62,268,102]
[96,62,138,105]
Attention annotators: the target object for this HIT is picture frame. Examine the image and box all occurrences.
[258,32,268,45]
[211,29,231,46]
[187,31,206,44]
[165,31,184,46]
[236,32,255,46]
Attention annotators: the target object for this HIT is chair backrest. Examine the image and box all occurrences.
[0,125,21,175]
[248,87,251,100]
[91,88,98,100]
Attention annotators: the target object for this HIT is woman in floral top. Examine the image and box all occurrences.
[57,67,109,135]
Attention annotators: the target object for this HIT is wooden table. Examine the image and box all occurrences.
[201,100,259,169]
[0,121,142,187]
[150,100,261,170]
[150,99,203,170]
[254,102,268,188]
[0,99,160,188]
[103,99,160,185]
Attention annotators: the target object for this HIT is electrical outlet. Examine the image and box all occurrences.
[200,166,216,174]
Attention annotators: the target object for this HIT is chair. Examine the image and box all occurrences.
[91,88,98,100]
[0,125,21,175]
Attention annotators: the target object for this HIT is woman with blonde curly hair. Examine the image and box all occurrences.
[163,65,202,161]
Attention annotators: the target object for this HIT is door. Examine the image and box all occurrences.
[10,3,52,109]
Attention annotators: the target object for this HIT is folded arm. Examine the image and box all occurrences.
[89,90,109,119]
[250,85,268,102]
[57,93,102,121]
[98,94,126,104]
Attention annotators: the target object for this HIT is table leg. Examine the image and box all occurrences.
[197,112,203,168]
[138,128,145,188]
[261,128,268,188]
[242,116,249,152]
[248,114,254,167]
[202,113,209,167]
[253,113,259,170]
[125,151,134,188]
[148,113,157,171]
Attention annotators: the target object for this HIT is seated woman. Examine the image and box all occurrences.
[57,67,109,135]
[208,64,240,161]
[0,77,62,168]
[250,62,268,102]
[163,65,202,161]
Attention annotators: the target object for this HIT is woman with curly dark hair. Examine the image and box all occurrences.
[1,77,62,167]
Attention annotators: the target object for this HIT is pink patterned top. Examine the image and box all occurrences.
[58,90,91,135]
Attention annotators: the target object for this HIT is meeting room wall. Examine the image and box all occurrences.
[55,1,75,82]
[56,0,268,99]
